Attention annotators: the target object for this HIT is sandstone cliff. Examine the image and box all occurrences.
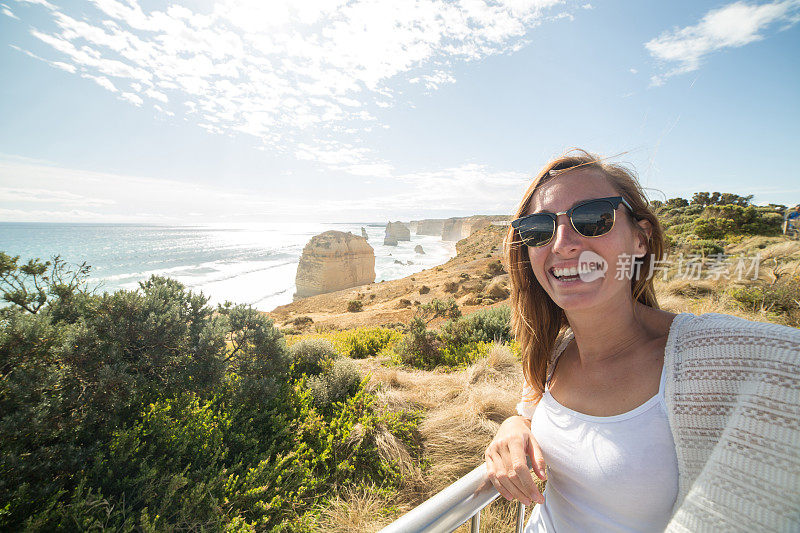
[441,217,465,241]
[294,231,375,299]
[414,219,445,236]
[384,221,410,245]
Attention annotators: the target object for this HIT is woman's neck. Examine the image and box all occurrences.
[564,300,658,368]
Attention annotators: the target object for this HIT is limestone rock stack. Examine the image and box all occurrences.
[361,227,368,240]
[294,231,375,299]
[414,244,425,254]
[383,221,410,246]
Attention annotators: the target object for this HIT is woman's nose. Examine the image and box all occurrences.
[550,214,581,255]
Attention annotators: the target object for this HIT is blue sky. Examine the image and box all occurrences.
[1,0,798,224]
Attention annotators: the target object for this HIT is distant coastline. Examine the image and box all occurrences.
[0,221,460,311]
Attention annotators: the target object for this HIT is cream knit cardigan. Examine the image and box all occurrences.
[525,312,800,532]
[663,312,800,532]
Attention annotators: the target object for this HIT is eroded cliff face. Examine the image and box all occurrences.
[383,221,410,246]
[442,216,493,241]
[414,219,445,236]
[441,218,465,241]
[294,231,375,299]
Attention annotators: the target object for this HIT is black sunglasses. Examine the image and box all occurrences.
[511,196,635,248]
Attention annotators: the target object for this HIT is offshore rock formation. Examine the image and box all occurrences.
[294,231,375,299]
[361,227,368,240]
[384,221,410,246]
[414,244,425,254]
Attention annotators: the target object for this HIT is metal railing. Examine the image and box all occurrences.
[377,463,527,533]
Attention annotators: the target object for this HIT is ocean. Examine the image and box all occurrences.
[0,222,457,311]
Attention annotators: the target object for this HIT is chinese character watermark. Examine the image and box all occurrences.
[613,253,760,282]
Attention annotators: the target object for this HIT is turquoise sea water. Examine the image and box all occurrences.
[0,222,456,311]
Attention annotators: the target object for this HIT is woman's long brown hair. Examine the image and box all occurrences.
[505,149,664,404]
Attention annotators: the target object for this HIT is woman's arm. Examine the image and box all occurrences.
[484,414,547,506]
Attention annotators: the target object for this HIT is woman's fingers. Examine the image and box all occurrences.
[485,438,536,506]
[529,433,547,481]
[504,436,538,505]
[485,451,516,502]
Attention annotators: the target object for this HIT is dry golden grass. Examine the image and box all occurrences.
[315,344,525,531]
[313,485,407,533]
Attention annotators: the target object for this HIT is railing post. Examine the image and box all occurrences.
[515,501,526,533]
[470,511,480,532]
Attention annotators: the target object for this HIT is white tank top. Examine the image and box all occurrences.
[523,342,679,533]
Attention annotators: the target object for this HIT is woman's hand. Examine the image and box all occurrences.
[485,415,546,506]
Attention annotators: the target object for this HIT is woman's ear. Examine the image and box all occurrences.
[634,219,652,259]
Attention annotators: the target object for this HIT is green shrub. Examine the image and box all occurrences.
[439,305,512,348]
[417,298,461,323]
[391,317,442,368]
[729,276,800,318]
[486,260,505,276]
[292,315,313,326]
[288,327,402,359]
[290,338,337,376]
[687,239,725,256]
[443,280,459,293]
[419,285,430,294]
[437,341,492,367]
[306,358,362,410]
[347,299,363,312]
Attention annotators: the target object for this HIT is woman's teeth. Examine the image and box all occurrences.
[553,266,579,278]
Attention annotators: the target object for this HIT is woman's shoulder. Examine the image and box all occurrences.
[668,311,800,357]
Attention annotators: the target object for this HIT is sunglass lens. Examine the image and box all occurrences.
[518,216,555,247]
[572,200,615,237]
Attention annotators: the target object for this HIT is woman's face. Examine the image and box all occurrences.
[524,168,648,313]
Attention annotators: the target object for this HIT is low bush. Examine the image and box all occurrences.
[439,306,512,348]
[486,260,506,276]
[289,327,402,359]
[292,315,314,326]
[728,276,800,321]
[290,338,337,376]
[391,317,442,369]
[347,300,363,312]
[437,341,492,367]
[305,358,362,410]
[443,280,459,293]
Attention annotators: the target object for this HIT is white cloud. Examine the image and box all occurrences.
[646,0,800,85]
[120,91,143,105]
[581,3,593,9]
[17,0,570,170]
[2,5,19,19]
[629,68,638,74]
[0,187,115,205]
[83,73,118,92]
[0,155,530,222]
[144,87,168,103]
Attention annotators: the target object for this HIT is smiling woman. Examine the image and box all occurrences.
[484,149,800,533]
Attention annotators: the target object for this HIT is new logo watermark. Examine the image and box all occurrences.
[578,251,607,282]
